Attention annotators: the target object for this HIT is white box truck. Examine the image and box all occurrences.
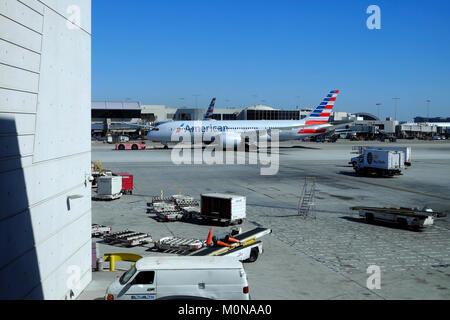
[198,193,246,225]
[105,256,250,300]
[351,149,405,176]
[352,146,411,166]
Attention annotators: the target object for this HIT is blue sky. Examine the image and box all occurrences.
[92,0,450,121]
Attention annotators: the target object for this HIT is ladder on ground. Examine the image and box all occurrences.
[298,177,316,218]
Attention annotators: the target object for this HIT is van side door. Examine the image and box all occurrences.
[124,271,156,300]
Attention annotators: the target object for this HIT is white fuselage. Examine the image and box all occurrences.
[146,120,331,144]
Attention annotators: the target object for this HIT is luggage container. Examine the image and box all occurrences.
[197,193,246,225]
[96,176,123,200]
[113,173,134,194]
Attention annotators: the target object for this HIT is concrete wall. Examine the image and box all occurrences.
[0,0,91,300]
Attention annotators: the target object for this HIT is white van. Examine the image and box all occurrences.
[105,256,250,300]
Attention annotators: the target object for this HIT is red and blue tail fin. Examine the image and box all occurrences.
[203,97,216,120]
[304,90,339,125]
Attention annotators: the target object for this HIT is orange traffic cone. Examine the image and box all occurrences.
[206,228,212,245]
[216,240,233,248]
[227,237,239,243]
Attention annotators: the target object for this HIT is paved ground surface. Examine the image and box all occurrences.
[79,139,450,300]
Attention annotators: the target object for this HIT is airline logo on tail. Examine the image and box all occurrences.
[203,98,216,120]
[298,90,339,134]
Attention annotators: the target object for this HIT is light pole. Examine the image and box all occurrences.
[426,99,431,119]
[252,94,258,106]
[193,94,200,108]
[376,103,382,120]
[392,98,400,120]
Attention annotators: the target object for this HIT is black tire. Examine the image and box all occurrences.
[397,218,408,228]
[132,144,138,150]
[365,213,374,223]
[118,144,125,150]
[245,248,259,263]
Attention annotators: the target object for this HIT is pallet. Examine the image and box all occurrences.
[103,229,153,247]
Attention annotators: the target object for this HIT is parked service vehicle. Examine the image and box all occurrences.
[350,149,405,177]
[116,142,146,150]
[105,256,250,300]
[196,193,246,225]
[352,206,436,230]
[352,146,411,166]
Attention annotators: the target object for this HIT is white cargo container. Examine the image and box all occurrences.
[351,150,405,176]
[199,193,246,225]
[97,176,123,199]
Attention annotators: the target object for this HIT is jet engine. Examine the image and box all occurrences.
[216,132,243,149]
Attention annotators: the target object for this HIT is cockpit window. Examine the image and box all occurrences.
[119,265,137,285]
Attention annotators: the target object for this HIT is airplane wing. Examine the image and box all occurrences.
[122,123,155,130]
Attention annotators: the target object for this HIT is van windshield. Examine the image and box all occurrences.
[119,265,137,285]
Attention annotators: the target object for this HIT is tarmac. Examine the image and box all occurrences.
[78,139,450,300]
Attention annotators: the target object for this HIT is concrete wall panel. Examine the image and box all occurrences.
[0,14,42,52]
[0,63,39,93]
[0,153,90,218]
[39,239,92,300]
[18,0,44,15]
[0,155,33,173]
[0,113,36,134]
[0,88,38,114]
[0,134,34,158]
[0,39,41,73]
[0,0,43,33]
[33,7,91,162]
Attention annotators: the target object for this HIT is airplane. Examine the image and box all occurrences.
[147,90,349,149]
[203,98,216,121]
